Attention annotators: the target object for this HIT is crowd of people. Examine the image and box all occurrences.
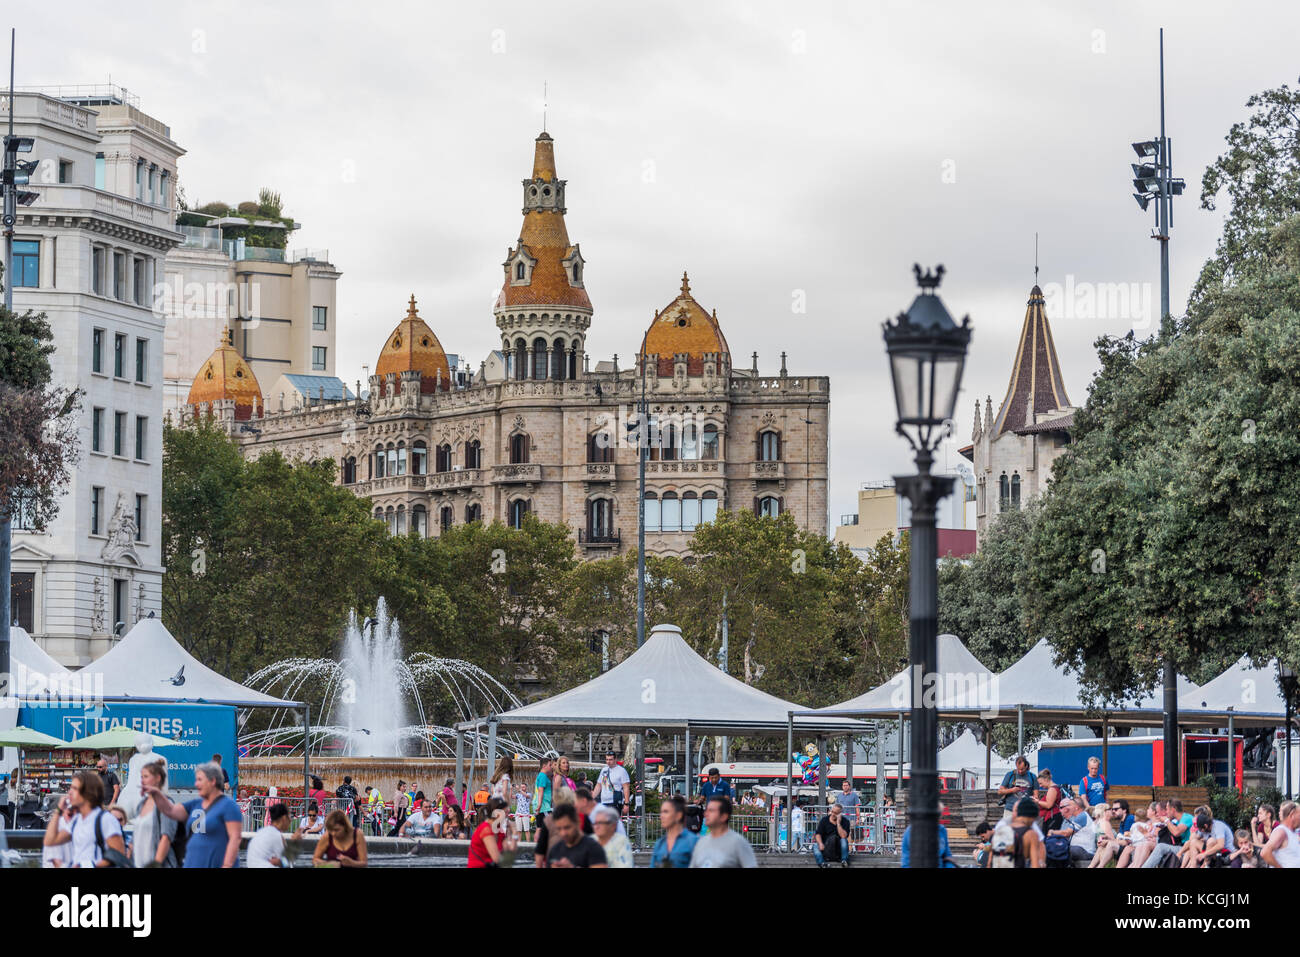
[940,753,1300,869]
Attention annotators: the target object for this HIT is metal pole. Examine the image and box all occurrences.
[817,734,827,810]
[1102,715,1110,780]
[785,713,794,852]
[302,704,311,810]
[454,730,465,809]
[683,725,691,803]
[1287,699,1293,801]
[636,731,645,850]
[897,710,905,801]
[0,29,18,680]
[635,356,647,648]
[486,720,498,783]
[719,591,728,762]
[1226,709,1235,792]
[874,721,884,813]
[983,720,991,819]
[896,452,950,868]
[1017,705,1024,757]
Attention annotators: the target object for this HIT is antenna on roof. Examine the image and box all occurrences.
[543,80,548,133]
[1034,232,1039,286]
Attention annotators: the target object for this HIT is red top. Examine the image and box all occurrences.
[468,820,495,868]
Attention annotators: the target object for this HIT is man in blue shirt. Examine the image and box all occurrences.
[650,795,698,867]
[900,814,957,868]
[700,767,733,802]
[1078,756,1108,810]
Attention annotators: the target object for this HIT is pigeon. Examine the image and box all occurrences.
[163,665,185,687]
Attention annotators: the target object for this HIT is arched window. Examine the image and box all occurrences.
[374,447,386,479]
[1010,472,1021,509]
[514,339,527,381]
[552,337,566,380]
[385,506,396,535]
[386,445,398,477]
[515,261,525,280]
[701,491,719,524]
[465,440,481,469]
[572,262,581,282]
[681,492,700,531]
[588,431,614,463]
[532,337,548,380]
[411,442,427,476]
[412,505,427,538]
[567,346,577,380]
[661,492,681,532]
[661,423,678,461]
[702,424,720,460]
[508,498,529,529]
[756,495,781,518]
[395,443,407,476]
[588,498,614,539]
[998,473,1010,510]
[510,433,529,464]
[395,505,406,536]
[681,423,699,461]
[436,443,452,473]
[465,502,482,523]
[440,506,454,532]
[644,492,660,532]
[342,456,356,484]
[758,430,781,462]
[373,506,384,524]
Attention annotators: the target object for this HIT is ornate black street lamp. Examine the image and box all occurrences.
[1280,663,1297,801]
[882,264,971,868]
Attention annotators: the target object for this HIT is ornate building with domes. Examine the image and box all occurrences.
[178,131,829,555]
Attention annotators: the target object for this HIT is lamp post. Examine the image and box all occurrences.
[2,29,41,686]
[1281,663,1297,801]
[1129,27,1186,787]
[882,264,971,868]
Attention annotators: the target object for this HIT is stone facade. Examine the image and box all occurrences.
[180,131,829,555]
[964,285,1075,544]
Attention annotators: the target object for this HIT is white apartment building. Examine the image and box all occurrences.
[161,226,341,416]
[4,86,183,665]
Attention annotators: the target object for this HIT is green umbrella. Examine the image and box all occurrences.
[0,726,69,748]
[66,727,184,751]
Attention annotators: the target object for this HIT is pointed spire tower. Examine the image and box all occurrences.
[494,131,592,381]
[990,285,1072,436]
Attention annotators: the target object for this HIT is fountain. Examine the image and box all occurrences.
[241,598,546,760]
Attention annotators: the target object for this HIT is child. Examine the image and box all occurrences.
[1180,824,1204,868]
[1115,805,1152,868]
[514,783,532,841]
[1229,828,1258,868]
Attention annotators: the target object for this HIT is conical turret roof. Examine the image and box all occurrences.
[991,285,1072,436]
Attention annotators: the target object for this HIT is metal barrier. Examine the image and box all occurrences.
[631,813,770,851]
[238,795,356,832]
[780,805,899,855]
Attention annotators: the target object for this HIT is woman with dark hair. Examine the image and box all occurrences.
[44,770,127,868]
[468,796,516,867]
[313,809,368,867]
[442,803,470,840]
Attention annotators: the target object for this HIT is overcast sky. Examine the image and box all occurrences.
[18,1,1300,526]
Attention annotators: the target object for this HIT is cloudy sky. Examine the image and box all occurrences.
[19,0,1300,526]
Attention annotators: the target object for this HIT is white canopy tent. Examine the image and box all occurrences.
[74,617,296,708]
[458,623,868,846]
[1178,657,1287,725]
[2,628,73,778]
[940,728,1015,788]
[9,626,69,678]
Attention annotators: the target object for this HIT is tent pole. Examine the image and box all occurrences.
[1102,715,1109,780]
[1227,708,1235,792]
[785,712,794,852]
[302,704,311,817]
[486,720,497,785]
[897,710,905,799]
[684,724,691,805]
[454,730,464,811]
[874,721,884,833]
[984,720,991,820]
[817,734,827,811]
[636,731,645,851]
[1017,705,1024,757]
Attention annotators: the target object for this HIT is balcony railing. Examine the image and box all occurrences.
[427,468,482,491]
[751,461,785,481]
[579,529,621,547]
[351,473,427,495]
[492,463,541,484]
[179,225,222,249]
[584,462,615,479]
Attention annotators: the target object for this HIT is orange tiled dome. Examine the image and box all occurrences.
[187,327,263,420]
[496,132,592,312]
[375,295,451,395]
[639,273,730,376]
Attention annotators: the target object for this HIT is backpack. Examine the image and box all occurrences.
[169,806,190,866]
[1044,832,1071,863]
